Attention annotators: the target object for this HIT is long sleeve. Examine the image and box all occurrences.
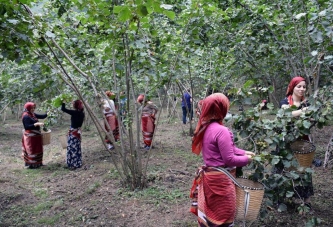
[202,123,249,167]
[22,115,39,130]
[216,128,249,167]
[61,103,85,128]
[35,113,47,119]
[61,103,76,116]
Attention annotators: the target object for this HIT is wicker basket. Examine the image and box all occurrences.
[235,178,265,221]
[59,135,68,149]
[290,140,316,168]
[41,129,51,145]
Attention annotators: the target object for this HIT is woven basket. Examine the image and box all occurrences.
[290,140,316,168]
[235,178,265,221]
[59,135,67,149]
[41,129,51,146]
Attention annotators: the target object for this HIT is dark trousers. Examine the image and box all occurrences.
[182,106,193,124]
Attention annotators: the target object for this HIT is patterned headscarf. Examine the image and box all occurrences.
[192,93,230,155]
[137,94,145,104]
[286,76,306,105]
[73,100,84,111]
[22,102,38,121]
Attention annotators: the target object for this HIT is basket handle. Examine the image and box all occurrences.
[211,167,250,220]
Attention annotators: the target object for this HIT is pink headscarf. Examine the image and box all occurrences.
[22,102,38,121]
[192,93,230,155]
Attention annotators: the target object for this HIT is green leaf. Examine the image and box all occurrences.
[119,7,132,22]
[277,203,287,212]
[163,10,175,20]
[138,5,148,16]
[45,31,55,38]
[264,138,273,144]
[286,191,294,198]
[303,121,311,128]
[271,156,280,165]
[113,5,126,13]
[52,97,63,108]
[295,13,306,20]
[243,80,254,89]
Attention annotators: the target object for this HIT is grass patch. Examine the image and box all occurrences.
[117,186,187,205]
[86,182,101,194]
[33,188,48,199]
[33,201,53,212]
[37,213,61,225]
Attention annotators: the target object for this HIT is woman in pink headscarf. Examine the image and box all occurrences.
[61,100,85,170]
[190,93,254,227]
[22,102,48,169]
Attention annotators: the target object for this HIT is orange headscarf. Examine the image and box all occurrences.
[137,94,145,104]
[286,76,306,105]
[105,91,115,98]
[192,93,229,155]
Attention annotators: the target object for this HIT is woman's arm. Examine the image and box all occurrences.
[61,103,75,115]
[22,115,44,130]
[217,128,250,167]
[35,113,47,119]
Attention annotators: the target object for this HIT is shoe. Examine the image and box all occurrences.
[312,159,322,167]
[107,144,114,150]
[145,146,150,150]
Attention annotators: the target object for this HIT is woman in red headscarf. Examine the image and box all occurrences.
[61,100,85,170]
[102,91,120,150]
[137,94,158,150]
[22,102,48,168]
[278,76,314,207]
[280,76,309,115]
[190,93,254,227]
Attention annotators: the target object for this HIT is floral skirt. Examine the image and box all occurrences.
[67,133,82,168]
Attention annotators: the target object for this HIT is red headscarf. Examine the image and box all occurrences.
[137,94,144,104]
[22,102,38,121]
[73,100,84,111]
[286,76,306,105]
[192,93,230,155]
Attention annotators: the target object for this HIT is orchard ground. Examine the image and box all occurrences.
[1,107,333,227]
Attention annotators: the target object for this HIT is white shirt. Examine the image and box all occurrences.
[103,99,116,114]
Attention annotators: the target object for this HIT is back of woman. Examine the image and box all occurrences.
[190,93,253,227]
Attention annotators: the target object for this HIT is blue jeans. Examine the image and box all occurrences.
[182,106,193,124]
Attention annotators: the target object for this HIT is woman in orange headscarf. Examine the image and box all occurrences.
[22,102,48,168]
[190,93,254,227]
[103,91,120,150]
[137,94,158,150]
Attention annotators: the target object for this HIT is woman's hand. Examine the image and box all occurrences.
[34,122,44,127]
[301,107,309,112]
[246,155,253,163]
[245,151,255,156]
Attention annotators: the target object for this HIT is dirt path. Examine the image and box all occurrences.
[1,115,333,227]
